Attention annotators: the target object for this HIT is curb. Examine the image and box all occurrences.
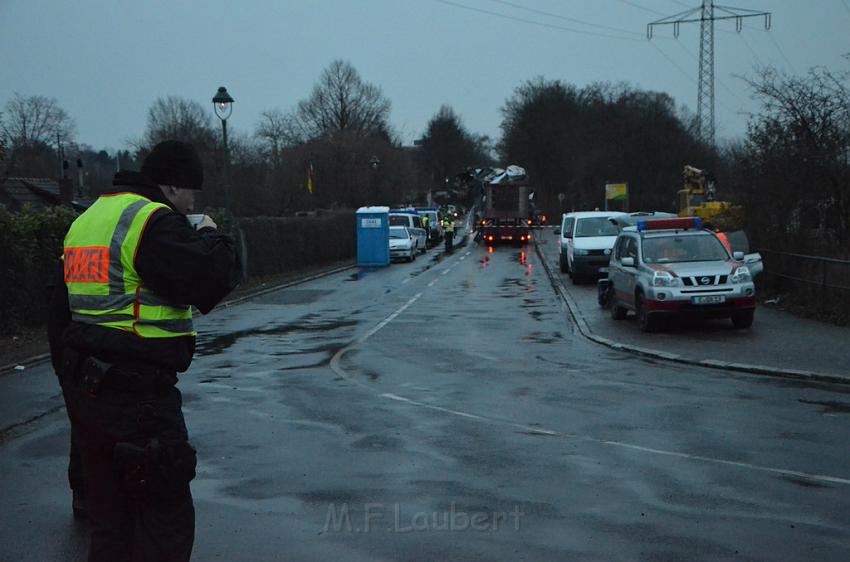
[533,239,850,387]
[0,262,357,376]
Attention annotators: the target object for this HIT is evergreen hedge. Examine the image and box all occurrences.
[0,206,356,336]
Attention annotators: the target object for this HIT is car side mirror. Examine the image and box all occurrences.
[732,251,744,260]
[621,257,635,267]
[553,229,560,237]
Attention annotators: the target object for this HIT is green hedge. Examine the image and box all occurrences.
[0,207,356,336]
[237,211,356,277]
[0,205,78,335]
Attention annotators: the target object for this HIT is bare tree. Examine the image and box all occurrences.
[142,96,217,153]
[1,93,76,147]
[255,108,303,161]
[295,60,391,139]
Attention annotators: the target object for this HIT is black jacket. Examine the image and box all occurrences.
[48,171,242,373]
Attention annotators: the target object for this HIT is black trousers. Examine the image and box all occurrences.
[59,378,85,494]
[69,380,196,562]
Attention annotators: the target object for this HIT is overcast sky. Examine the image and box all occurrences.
[2,0,848,153]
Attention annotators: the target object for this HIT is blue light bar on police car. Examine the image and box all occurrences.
[637,217,702,231]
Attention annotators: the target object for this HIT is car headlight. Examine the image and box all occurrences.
[730,266,752,283]
[650,271,680,287]
[574,248,589,256]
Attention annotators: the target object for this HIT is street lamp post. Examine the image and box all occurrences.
[212,86,234,212]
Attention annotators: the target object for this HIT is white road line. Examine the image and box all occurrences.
[402,277,411,284]
[327,247,850,488]
[381,393,558,435]
[442,270,450,276]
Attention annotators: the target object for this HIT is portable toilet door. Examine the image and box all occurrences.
[356,206,390,266]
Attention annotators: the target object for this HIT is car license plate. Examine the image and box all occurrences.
[692,295,726,305]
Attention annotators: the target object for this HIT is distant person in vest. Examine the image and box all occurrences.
[422,213,431,244]
[48,140,241,562]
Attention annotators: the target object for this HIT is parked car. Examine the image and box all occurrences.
[411,207,442,245]
[389,212,427,253]
[558,210,626,283]
[606,217,756,331]
[389,226,417,262]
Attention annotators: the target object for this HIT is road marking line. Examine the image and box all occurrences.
[381,393,557,435]
[378,392,850,486]
[402,277,411,284]
[328,244,850,488]
[428,280,437,287]
[329,292,424,385]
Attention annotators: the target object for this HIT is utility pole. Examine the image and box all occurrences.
[648,1,771,147]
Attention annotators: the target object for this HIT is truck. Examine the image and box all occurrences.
[678,165,743,230]
[479,165,532,245]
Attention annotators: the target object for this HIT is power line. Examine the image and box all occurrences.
[647,1,772,146]
[430,0,645,42]
[614,0,667,17]
[764,30,797,74]
[673,39,749,108]
[484,0,645,37]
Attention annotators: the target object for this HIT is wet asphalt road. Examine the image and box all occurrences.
[2,234,850,561]
[535,230,850,379]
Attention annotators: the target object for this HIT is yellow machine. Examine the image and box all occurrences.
[677,165,743,229]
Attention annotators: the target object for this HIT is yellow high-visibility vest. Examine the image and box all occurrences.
[63,192,195,338]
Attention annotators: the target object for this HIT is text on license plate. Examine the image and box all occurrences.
[692,295,726,305]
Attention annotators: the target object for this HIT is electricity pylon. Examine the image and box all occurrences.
[648,1,771,146]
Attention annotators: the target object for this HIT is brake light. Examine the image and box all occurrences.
[637,217,702,231]
[541,215,547,223]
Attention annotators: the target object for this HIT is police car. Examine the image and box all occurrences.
[605,217,756,331]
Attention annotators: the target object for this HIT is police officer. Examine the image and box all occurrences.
[443,215,455,252]
[48,140,241,562]
[421,213,431,245]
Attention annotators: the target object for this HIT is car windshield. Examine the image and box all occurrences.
[642,235,729,263]
[575,217,619,237]
[389,229,408,239]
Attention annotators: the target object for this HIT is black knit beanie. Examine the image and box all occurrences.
[141,140,204,190]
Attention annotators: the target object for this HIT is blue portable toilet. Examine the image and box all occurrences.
[356,206,390,266]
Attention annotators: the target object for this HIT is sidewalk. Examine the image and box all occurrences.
[534,235,850,384]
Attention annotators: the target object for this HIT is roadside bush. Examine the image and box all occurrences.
[237,211,356,277]
[0,204,78,336]
[0,206,355,338]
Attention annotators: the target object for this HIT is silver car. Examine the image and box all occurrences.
[389,226,417,262]
[606,218,756,331]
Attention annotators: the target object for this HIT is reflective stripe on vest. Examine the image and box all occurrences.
[64,192,196,338]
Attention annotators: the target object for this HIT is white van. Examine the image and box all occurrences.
[558,211,625,283]
[389,212,427,253]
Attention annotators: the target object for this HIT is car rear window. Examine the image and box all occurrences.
[575,217,619,237]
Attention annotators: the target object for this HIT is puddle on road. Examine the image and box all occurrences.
[195,319,357,356]
[798,399,850,415]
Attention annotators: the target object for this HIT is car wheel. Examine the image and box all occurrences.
[636,293,658,332]
[610,289,627,320]
[559,253,569,273]
[571,272,583,285]
[731,309,754,329]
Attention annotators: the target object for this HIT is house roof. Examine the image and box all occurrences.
[0,177,96,212]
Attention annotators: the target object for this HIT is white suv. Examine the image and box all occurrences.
[558,211,625,284]
[605,217,756,331]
